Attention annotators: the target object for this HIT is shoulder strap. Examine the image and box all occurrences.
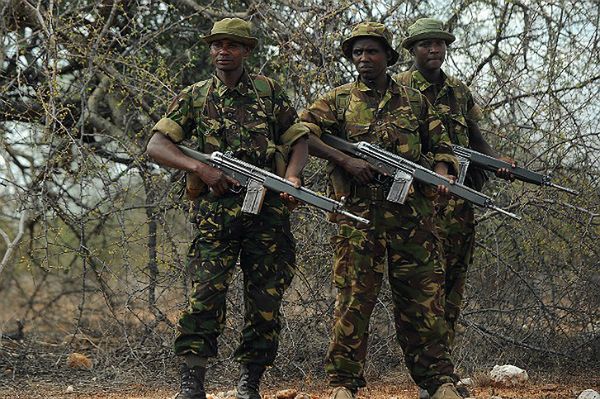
[333,88,351,139]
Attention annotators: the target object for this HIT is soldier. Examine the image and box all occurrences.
[395,18,515,399]
[146,18,309,399]
[300,22,463,399]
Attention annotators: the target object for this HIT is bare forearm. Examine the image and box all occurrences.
[285,137,308,178]
[146,133,208,174]
[434,161,451,177]
[307,133,352,166]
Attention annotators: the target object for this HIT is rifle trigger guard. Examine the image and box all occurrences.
[230,185,244,194]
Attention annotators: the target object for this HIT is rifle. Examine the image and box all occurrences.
[177,145,369,224]
[452,145,579,195]
[320,134,520,220]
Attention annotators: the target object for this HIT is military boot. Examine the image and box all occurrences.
[236,363,265,399]
[329,386,356,399]
[431,383,463,399]
[175,363,207,399]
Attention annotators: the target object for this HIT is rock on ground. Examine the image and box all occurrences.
[578,389,600,399]
[489,364,529,387]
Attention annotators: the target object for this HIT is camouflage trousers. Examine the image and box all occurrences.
[174,193,296,366]
[325,187,455,392]
[438,198,475,348]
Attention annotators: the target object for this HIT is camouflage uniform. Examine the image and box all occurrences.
[300,75,459,392]
[152,71,307,366]
[396,66,484,349]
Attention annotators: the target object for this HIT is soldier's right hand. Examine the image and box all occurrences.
[200,167,239,196]
[341,156,379,184]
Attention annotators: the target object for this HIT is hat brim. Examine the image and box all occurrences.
[202,33,258,49]
[401,31,455,49]
[341,36,400,66]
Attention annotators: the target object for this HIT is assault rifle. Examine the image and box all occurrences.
[177,145,369,224]
[452,145,579,195]
[320,134,520,220]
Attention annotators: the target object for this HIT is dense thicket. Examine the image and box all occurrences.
[1,0,598,386]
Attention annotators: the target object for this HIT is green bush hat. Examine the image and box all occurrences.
[401,18,456,49]
[202,18,258,49]
[341,22,400,65]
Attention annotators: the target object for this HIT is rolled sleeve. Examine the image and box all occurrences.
[151,117,184,143]
[299,90,340,138]
[280,122,309,146]
[153,87,195,143]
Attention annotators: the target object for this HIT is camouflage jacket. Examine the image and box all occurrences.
[395,68,483,148]
[396,68,488,190]
[300,75,458,198]
[152,70,308,174]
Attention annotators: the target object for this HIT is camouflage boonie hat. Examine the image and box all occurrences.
[341,22,400,65]
[402,18,456,49]
[202,18,258,49]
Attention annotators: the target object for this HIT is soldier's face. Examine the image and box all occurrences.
[412,39,446,71]
[351,38,389,80]
[209,39,250,72]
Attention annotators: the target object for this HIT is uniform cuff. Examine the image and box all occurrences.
[152,118,184,143]
[299,121,323,138]
[280,122,309,146]
[434,154,460,176]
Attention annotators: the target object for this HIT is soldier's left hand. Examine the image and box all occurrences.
[437,174,455,196]
[496,156,516,181]
[281,175,302,211]
[433,162,454,197]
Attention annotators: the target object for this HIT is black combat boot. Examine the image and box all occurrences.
[175,363,207,399]
[236,363,265,399]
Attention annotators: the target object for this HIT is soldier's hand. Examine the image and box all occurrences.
[433,162,454,197]
[281,175,302,211]
[437,174,455,196]
[496,156,516,181]
[342,157,378,184]
[201,167,239,196]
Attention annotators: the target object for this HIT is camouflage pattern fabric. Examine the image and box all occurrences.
[175,193,295,365]
[300,75,458,392]
[152,70,306,365]
[396,68,481,348]
[153,71,307,173]
[301,76,458,200]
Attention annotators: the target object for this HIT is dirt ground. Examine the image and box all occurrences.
[1,377,599,399]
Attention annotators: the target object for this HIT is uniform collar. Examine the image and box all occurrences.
[212,69,252,97]
[355,74,400,95]
[408,66,458,90]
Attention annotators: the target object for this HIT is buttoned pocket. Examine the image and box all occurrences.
[389,116,421,162]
